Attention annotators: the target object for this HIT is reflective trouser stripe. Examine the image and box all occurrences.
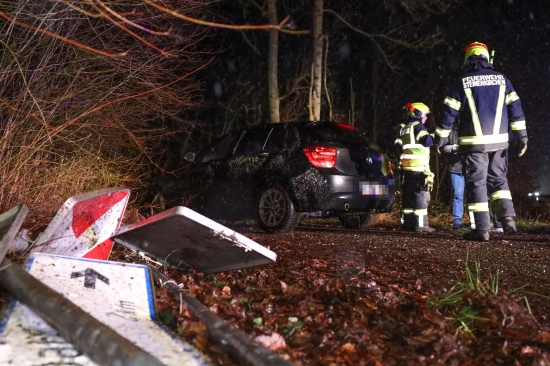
[468,203,489,231]
[491,190,512,201]
[468,202,489,212]
[414,209,428,215]
[414,209,427,227]
[465,151,514,231]
[469,211,475,230]
[402,208,427,227]
[402,171,431,229]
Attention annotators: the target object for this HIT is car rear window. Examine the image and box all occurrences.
[304,123,369,145]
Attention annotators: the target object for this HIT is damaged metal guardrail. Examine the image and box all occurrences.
[150,266,290,366]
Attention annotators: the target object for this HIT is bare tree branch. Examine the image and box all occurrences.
[0,10,127,58]
[143,0,310,35]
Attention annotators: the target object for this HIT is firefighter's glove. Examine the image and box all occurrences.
[518,141,527,157]
[510,135,528,158]
[441,144,459,154]
[423,171,434,192]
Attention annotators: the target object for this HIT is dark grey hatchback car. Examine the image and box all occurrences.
[150,121,396,233]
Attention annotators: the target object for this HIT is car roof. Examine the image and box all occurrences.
[243,121,351,131]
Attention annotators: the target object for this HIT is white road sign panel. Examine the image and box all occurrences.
[0,253,211,366]
[113,206,277,273]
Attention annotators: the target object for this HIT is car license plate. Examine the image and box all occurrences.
[360,182,389,196]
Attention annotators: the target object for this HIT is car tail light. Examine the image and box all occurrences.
[303,146,337,168]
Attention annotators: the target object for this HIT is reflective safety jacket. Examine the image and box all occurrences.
[394,121,433,172]
[434,57,527,152]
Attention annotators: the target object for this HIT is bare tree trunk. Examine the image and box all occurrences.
[371,57,379,142]
[323,36,333,122]
[267,0,280,123]
[310,0,323,121]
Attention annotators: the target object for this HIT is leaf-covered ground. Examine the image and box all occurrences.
[120,226,550,365]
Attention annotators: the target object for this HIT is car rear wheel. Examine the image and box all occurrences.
[338,214,370,229]
[258,186,300,233]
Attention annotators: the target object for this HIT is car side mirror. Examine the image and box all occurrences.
[184,152,196,163]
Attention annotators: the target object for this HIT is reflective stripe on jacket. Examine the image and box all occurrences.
[434,58,527,152]
[395,121,432,172]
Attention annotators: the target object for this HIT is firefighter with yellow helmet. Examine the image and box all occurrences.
[394,102,436,233]
[433,42,528,242]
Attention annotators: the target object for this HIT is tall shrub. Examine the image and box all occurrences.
[0,1,209,229]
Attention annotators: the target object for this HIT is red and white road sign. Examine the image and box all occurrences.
[30,188,130,260]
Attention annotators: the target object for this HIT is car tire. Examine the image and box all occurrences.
[258,186,300,233]
[338,214,370,229]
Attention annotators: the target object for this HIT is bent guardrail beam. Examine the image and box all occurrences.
[150,266,292,366]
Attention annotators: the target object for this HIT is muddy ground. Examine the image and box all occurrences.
[135,223,550,365]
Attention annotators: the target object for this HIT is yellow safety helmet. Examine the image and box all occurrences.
[404,102,430,120]
[464,41,490,62]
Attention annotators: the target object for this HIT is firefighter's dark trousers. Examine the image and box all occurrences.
[401,171,430,229]
[464,150,515,231]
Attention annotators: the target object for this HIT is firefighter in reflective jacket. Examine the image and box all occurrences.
[394,102,436,233]
[433,42,528,242]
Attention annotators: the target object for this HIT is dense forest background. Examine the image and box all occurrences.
[0,0,546,229]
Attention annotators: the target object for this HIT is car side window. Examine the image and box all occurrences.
[233,128,272,157]
[198,132,242,163]
[264,126,297,152]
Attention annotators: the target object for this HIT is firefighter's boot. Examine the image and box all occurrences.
[463,230,490,242]
[501,216,517,235]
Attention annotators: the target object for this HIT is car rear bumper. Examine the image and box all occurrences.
[320,192,395,211]
[294,174,397,212]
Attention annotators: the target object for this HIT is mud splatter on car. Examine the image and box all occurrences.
[146,121,396,233]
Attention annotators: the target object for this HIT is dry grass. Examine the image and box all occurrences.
[365,210,400,228]
[0,1,211,231]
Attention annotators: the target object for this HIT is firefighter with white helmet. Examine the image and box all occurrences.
[394,102,436,233]
[434,41,528,242]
